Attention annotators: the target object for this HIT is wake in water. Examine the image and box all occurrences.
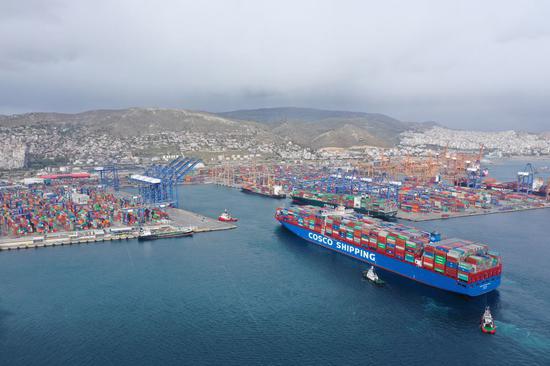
[496,321,550,353]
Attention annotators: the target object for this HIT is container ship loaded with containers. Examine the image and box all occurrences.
[275,205,502,296]
[291,190,398,220]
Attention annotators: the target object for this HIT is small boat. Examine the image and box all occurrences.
[362,266,385,285]
[480,306,496,334]
[138,226,193,241]
[218,209,238,222]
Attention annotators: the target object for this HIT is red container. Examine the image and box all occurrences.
[445,268,458,278]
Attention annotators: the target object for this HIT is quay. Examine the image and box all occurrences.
[0,207,236,251]
[397,202,550,222]
[0,230,139,251]
[165,207,237,233]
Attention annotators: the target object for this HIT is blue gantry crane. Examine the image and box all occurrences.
[95,165,120,191]
[517,163,536,194]
[129,157,202,207]
[294,168,400,203]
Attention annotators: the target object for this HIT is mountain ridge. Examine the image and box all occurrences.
[1,106,437,149]
[217,107,434,148]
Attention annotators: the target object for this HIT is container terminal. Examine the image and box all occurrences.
[206,157,550,221]
[0,157,236,251]
[2,153,549,251]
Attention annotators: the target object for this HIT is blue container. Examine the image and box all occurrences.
[430,232,441,242]
[458,265,471,273]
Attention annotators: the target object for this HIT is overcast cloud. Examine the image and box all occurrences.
[1,0,549,131]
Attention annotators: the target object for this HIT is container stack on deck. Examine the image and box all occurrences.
[292,190,397,211]
[422,239,500,282]
[277,206,502,285]
[241,183,286,198]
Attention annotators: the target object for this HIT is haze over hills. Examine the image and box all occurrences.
[1,107,549,170]
[0,108,268,137]
[218,107,437,148]
[0,106,436,149]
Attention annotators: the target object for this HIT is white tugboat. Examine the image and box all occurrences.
[480,306,496,334]
[363,266,385,286]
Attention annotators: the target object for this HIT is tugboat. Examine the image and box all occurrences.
[362,266,385,286]
[218,209,238,222]
[480,306,496,334]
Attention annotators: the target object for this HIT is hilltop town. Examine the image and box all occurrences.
[1,108,549,171]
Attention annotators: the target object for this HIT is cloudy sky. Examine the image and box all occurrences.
[1,0,549,131]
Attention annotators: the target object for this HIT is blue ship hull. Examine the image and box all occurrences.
[280,221,501,297]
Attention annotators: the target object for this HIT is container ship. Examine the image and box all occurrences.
[291,190,398,220]
[241,184,286,199]
[275,205,501,296]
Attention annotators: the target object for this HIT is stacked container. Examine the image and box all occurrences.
[275,205,502,285]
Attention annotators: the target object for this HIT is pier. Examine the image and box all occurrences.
[165,207,237,232]
[397,202,550,221]
[0,207,236,251]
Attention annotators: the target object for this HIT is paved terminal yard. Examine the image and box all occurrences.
[165,207,236,232]
[0,207,235,251]
[397,202,550,221]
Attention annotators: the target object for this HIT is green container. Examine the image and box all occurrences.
[435,267,445,273]
[458,273,469,282]
[378,243,386,249]
[405,254,415,262]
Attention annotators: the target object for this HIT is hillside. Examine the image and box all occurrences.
[0,107,437,150]
[218,107,433,148]
[0,108,268,136]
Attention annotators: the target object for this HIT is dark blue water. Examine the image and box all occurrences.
[1,173,550,364]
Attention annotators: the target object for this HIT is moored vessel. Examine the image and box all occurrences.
[291,190,397,220]
[241,184,286,199]
[138,226,193,241]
